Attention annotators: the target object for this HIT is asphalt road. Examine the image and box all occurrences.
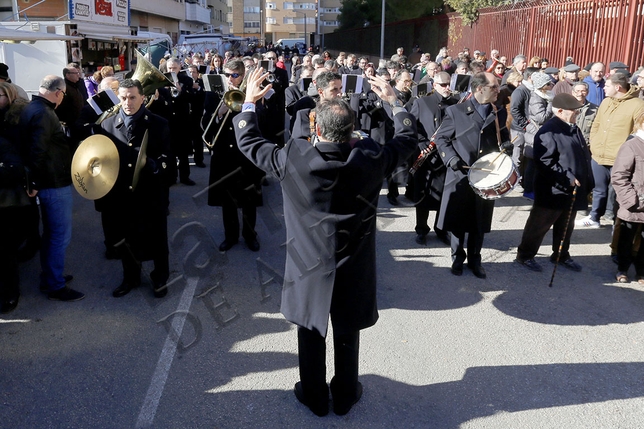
[2,158,643,429]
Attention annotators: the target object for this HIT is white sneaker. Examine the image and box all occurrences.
[575,215,600,228]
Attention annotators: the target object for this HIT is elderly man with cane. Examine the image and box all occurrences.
[515,93,594,273]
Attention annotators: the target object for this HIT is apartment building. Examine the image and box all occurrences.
[228,0,340,47]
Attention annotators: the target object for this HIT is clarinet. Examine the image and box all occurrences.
[409,140,437,175]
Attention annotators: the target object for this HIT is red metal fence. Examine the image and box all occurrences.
[325,0,644,70]
[452,0,644,69]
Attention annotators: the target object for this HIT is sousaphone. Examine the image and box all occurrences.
[71,135,119,200]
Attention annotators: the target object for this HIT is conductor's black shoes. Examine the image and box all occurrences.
[294,382,329,417]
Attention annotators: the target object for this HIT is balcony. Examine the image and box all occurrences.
[186,2,211,24]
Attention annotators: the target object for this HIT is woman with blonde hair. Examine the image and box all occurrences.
[529,56,541,68]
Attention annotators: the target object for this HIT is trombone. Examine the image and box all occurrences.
[202,77,247,150]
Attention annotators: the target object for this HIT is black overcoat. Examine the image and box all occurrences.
[233,109,417,336]
[408,92,457,209]
[203,95,265,208]
[97,108,172,261]
[533,116,594,211]
[435,98,510,234]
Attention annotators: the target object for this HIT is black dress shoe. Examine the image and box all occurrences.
[180,178,196,186]
[333,382,363,416]
[246,238,260,252]
[468,264,487,279]
[64,274,73,282]
[195,162,207,168]
[112,281,139,298]
[451,261,463,276]
[1,297,19,314]
[387,195,399,206]
[219,239,238,252]
[49,287,85,301]
[415,233,427,245]
[294,382,329,417]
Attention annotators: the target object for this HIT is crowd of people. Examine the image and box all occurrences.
[2,41,644,416]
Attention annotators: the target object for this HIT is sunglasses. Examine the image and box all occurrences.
[224,72,241,78]
[436,82,450,87]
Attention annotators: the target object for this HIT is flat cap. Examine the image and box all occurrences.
[563,64,580,72]
[609,61,629,70]
[544,67,560,74]
[552,93,584,110]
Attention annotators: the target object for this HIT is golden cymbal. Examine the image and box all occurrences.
[132,130,148,191]
[71,135,119,200]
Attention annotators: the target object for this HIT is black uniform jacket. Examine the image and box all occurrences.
[408,91,458,208]
[233,109,417,337]
[533,116,594,211]
[434,98,510,234]
[96,109,172,259]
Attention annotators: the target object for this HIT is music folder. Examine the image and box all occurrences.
[452,74,471,93]
[87,90,120,115]
[198,64,208,74]
[412,83,430,98]
[299,77,313,93]
[203,74,228,93]
[341,74,363,95]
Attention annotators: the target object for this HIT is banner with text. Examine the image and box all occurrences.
[69,0,130,26]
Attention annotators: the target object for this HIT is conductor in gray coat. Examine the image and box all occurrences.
[234,68,417,417]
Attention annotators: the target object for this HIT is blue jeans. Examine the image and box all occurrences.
[39,186,73,291]
[589,160,613,222]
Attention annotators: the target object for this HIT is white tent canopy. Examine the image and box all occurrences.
[0,26,82,42]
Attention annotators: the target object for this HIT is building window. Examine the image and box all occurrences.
[244,21,261,28]
[283,2,293,9]
[295,3,315,9]
[322,7,339,13]
[244,6,260,13]
[266,2,276,9]
[266,17,276,24]
[323,21,339,26]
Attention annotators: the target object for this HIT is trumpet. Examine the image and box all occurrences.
[202,78,247,150]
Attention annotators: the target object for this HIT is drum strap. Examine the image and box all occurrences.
[492,104,502,149]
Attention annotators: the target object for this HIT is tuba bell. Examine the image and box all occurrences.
[96,50,175,124]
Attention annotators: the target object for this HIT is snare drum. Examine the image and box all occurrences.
[467,152,519,200]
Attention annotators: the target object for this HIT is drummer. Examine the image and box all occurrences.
[434,72,513,279]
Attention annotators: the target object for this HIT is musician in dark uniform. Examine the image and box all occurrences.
[408,72,457,244]
[162,58,195,185]
[435,72,513,279]
[203,59,265,252]
[187,65,206,168]
[290,70,342,140]
[385,69,414,205]
[98,79,172,298]
[234,68,417,416]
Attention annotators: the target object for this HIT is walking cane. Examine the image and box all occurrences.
[549,185,578,287]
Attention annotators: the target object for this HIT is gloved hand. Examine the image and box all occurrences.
[144,157,157,173]
[500,140,514,153]
[449,157,467,172]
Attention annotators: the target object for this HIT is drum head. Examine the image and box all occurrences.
[468,152,513,188]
